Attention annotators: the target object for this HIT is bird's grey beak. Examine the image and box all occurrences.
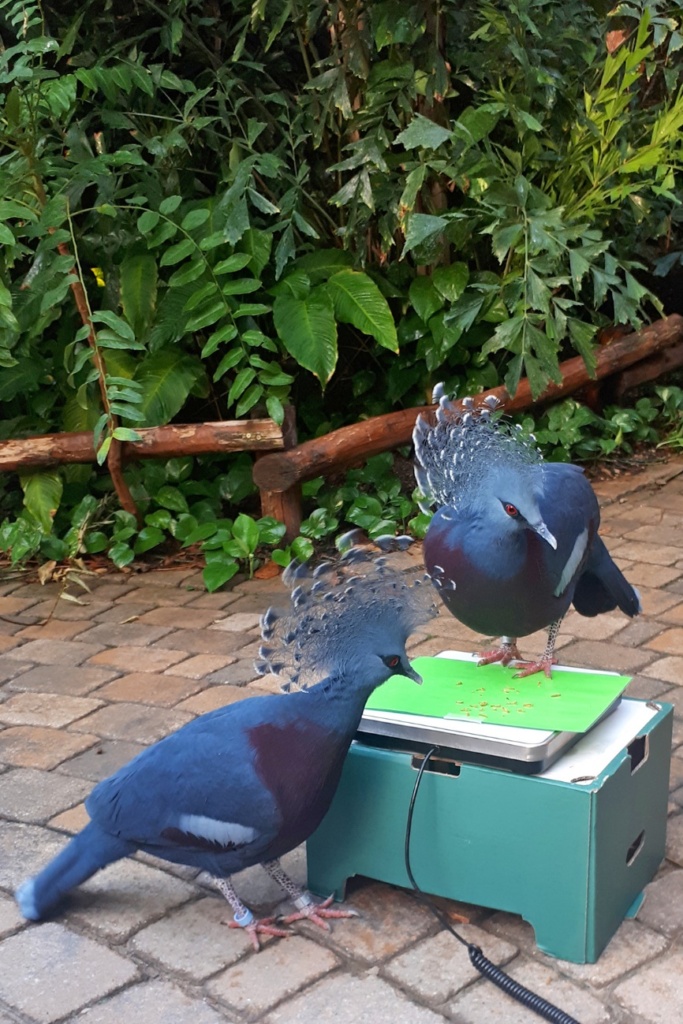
[401,660,423,685]
[534,521,557,550]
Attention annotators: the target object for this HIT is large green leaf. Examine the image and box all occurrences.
[120,253,158,342]
[402,214,448,258]
[133,351,206,426]
[19,471,63,533]
[273,288,338,384]
[326,270,398,352]
[395,114,452,150]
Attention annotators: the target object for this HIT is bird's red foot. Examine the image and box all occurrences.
[280,894,359,932]
[228,915,291,952]
[477,642,523,667]
[513,657,557,680]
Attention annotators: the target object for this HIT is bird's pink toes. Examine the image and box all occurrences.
[228,916,291,951]
[477,644,522,667]
[513,657,557,679]
[280,894,359,932]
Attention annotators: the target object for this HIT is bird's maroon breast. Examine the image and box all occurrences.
[248,719,350,856]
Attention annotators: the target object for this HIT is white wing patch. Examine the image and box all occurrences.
[554,528,588,597]
[177,814,256,847]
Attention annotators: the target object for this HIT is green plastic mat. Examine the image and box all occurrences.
[365,656,631,733]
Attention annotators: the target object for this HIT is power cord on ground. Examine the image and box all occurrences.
[404,745,582,1024]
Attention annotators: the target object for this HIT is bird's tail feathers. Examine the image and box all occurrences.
[16,821,134,921]
[573,539,641,619]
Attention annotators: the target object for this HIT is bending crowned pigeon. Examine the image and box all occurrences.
[16,535,436,949]
[413,385,640,678]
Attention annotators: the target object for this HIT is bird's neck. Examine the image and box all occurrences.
[300,672,380,733]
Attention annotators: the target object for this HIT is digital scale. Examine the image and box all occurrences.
[307,651,673,963]
[357,650,628,774]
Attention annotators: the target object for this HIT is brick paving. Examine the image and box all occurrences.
[1,459,683,1023]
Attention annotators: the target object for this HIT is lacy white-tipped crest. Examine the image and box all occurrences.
[254,535,437,690]
[413,385,542,510]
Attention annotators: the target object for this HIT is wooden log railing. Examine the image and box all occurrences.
[2,316,682,545]
[253,314,683,538]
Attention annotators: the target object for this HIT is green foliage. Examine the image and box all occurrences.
[1,0,682,580]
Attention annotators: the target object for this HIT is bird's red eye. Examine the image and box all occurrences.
[386,655,400,668]
[504,503,519,517]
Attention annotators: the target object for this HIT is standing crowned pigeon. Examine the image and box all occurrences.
[16,535,436,949]
[413,385,641,678]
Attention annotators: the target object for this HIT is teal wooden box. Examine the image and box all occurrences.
[307,699,672,963]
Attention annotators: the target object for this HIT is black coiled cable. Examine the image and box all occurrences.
[404,745,582,1024]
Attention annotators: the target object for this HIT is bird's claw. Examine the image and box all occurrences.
[477,642,523,667]
[228,916,291,952]
[279,894,359,932]
[513,657,556,679]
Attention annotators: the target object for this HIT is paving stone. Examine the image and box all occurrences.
[669,755,683,791]
[611,541,683,566]
[187,589,241,610]
[624,675,671,700]
[664,813,683,867]
[94,672,203,707]
[75,979,228,1024]
[615,947,683,1022]
[211,612,262,632]
[624,523,683,545]
[136,606,221,629]
[0,726,98,769]
[562,610,628,640]
[130,895,252,979]
[3,637,105,665]
[63,857,196,941]
[17,619,92,641]
[0,635,28,654]
[636,868,683,936]
[0,922,137,1022]
[76,621,174,647]
[206,660,269,686]
[92,602,164,624]
[170,653,239,679]
[656,601,683,625]
[70,702,193,744]
[623,562,683,588]
[116,585,198,607]
[263,973,446,1024]
[0,595,40,615]
[153,628,251,655]
[637,587,682,616]
[449,959,610,1023]
[551,639,656,674]
[0,767,90,824]
[642,656,683,685]
[553,918,668,986]
[87,645,189,673]
[383,925,517,1003]
[49,801,90,833]
[0,822,68,889]
[613,619,665,647]
[0,691,103,727]
[647,628,683,655]
[176,684,265,715]
[34,598,117,621]
[0,660,34,685]
[208,935,338,1016]
[131,568,197,587]
[308,881,435,964]
[0,893,25,937]
[6,663,119,696]
[55,738,145,782]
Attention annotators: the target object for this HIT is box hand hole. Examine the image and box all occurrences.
[627,734,648,774]
[626,829,645,866]
[411,754,461,777]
